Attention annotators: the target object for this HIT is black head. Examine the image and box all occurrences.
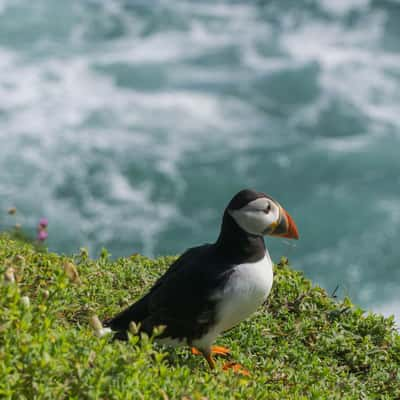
[225,189,299,239]
[227,189,269,211]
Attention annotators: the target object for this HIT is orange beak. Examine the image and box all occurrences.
[269,207,299,240]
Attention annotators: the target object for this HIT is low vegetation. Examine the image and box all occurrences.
[0,234,399,399]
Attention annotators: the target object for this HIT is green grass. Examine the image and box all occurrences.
[0,234,399,399]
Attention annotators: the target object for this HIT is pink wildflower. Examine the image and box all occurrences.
[37,230,48,241]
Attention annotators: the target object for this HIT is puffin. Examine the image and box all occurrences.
[104,189,299,371]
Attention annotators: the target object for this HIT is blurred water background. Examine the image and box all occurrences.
[0,0,399,324]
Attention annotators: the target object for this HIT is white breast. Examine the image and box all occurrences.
[193,251,273,350]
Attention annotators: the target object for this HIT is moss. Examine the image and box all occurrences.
[0,234,399,399]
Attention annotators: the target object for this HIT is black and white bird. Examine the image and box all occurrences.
[104,189,299,371]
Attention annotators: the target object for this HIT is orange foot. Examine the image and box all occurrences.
[191,345,231,357]
[222,361,250,376]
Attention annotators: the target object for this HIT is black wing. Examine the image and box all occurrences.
[104,244,234,342]
[103,246,204,332]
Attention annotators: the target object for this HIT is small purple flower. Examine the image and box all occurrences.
[39,217,48,228]
[37,230,48,241]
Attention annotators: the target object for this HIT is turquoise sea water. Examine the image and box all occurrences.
[0,0,399,323]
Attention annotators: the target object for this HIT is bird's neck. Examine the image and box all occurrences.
[215,211,266,263]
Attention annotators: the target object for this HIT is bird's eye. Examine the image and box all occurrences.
[264,203,271,214]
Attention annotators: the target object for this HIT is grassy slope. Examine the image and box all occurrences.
[0,234,399,400]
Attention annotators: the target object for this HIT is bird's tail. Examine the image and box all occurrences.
[103,294,150,340]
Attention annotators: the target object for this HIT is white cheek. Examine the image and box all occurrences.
[230,210,270,235]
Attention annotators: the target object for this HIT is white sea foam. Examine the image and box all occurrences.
[374,301,400,329]
[320,0,371,16]
[281,10,400,137]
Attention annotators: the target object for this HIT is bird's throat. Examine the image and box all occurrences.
[215,211,266,263]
